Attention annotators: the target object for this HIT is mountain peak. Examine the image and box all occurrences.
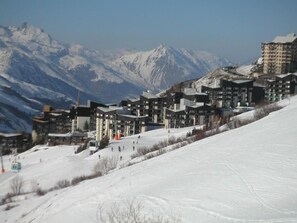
[18,22,44,35]
[155,43,172,51]
[152,44,174,57]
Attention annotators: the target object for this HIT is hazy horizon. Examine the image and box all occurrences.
[1,0,296,64]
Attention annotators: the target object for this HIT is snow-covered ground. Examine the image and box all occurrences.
[236,64,255,76]
[1,96,297,222]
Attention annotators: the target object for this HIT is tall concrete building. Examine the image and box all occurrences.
[262,33,297,75]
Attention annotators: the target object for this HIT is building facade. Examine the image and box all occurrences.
[265,73,297,103]
[262,33,297,75]
[165,98,215,129]
[96,106,147,141]
[202,80,264,108]
[32,105,72,138]
[0,133,31,155]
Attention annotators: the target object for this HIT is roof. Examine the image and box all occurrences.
[128,98,140,103]
[142,91,158,99]
[272,33,297,43]
[183,88,207,96]
[97,106,123,113]
[119,114,147,119]
[0,133,22,138]
[48,132,87,138]
[232,80,252,84]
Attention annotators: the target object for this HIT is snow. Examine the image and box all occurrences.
[272,33,297,43]
[236,64,255,76]
[1,96,297,222]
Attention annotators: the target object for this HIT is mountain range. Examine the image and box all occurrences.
[0,23,231,132]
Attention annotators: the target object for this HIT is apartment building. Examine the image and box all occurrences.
[262,33,297,75]
[70,101,107,132]
[265,73,297,103]
[32,105,72,138]
[165,98,215,129]
[201,79,265,108]
[95,106,147,141]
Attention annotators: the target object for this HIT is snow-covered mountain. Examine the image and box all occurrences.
[111,44,230,91]
[0,23,231,132]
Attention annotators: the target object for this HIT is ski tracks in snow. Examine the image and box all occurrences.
[222,163,297,216]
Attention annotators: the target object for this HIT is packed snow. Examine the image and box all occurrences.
[1,96,297,222]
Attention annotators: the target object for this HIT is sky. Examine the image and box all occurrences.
[0,0,297,63]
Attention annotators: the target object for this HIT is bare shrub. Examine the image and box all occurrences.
[10,175,24,195]
[254,104,283,120]
[1,193,14,205]
[130,153,139,159]
[177,136,186,143]
[136,147,149,156]
[146,153,155,160]
[186,137,194,144]
[97,200,181,223]
[71,175,87,186]
[193,130,205,141]
[71,172,102,186]
[4,204,18,211]
[157,148,166,156]
[56,179,71,189]
[158,140,167,148]
[172,143,181,150]
[94,156,118,175]
[254,107,266,120]
[151,144,161,152]
[36,187,47,196]
[180,141,188,147]
[168,136,177,145]
[87,171,102,179]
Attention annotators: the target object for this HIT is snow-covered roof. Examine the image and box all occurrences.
[142,91,158,99]
[232,80,252,84]
[48,132,87,138]
[48,133,72,138]
[183,88,207,96]
[0,133,22,138]
[272,33,297,43]
[128,98,140,102]
[119,114,147,119]
[276,72,297,78]
[50,113,62,117]
[188,102,205,108]
[98,106,123,113]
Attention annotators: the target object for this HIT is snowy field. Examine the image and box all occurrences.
[1,96,297,222]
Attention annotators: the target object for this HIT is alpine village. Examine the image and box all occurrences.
[1,33,297,167]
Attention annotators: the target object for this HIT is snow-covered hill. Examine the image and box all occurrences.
[0,23,231,132]
[0,96,297,222]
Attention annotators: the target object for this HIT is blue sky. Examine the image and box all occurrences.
[1,0,296,63]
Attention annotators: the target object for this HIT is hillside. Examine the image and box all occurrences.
[0,96,297,222]
[0,23,230,132]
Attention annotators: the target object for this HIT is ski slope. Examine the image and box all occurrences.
[1,97,297,222]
